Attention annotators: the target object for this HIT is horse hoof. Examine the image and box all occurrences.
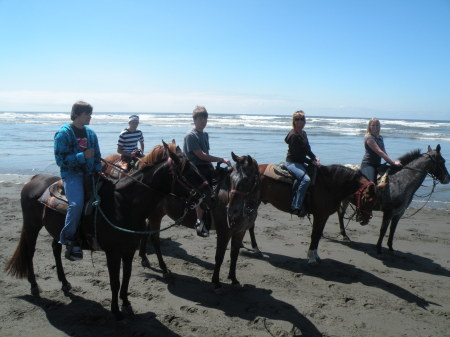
[141,259,151,269]
[342,236,351,242]
[61,282,72,293]
[163,270,173,279]
[253,248,263,257]
[31,286,41,297]
[121,304,135,316]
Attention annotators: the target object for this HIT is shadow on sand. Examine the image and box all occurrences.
[18,292,180,337]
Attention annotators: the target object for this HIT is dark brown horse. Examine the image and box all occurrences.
[337,144,449,254]
[4,147,212,320]
[251,164,377,264]
[135,152,260,290]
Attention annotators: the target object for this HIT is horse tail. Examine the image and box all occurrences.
[4,227,32,278]
[4,196,44,279]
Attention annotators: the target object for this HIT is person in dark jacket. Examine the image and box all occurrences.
[285,110,320,217]
[54,101,102,261]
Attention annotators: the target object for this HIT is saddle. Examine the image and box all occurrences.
[263,163,316,216]
[38,178,102,250]
[263,163,317,186]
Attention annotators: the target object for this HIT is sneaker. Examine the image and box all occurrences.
[65,244,83,261]
[195,219,209,237]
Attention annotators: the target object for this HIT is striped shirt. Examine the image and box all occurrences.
[117,129,144,153]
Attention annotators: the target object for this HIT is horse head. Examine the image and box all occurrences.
[355,178,377,225]
[427,144,450,184]
[164,143,214,211]
[227,152,260,222]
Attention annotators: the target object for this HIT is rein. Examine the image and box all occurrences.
[93,155,207,236]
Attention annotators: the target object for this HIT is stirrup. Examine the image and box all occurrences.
[377,172,389,189]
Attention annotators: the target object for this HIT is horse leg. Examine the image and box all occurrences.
[376,212,393,254]
[138,234,151,268]
[105,252,123,320]
[307,215,328,264]
[387,214,402,252]
[228,230,246,285]
[337,199,351,241]
[119,253,134,316]
[51,238,71,292]
[150,231,171,277]
[248,221,263,256]
[212,231,231,291]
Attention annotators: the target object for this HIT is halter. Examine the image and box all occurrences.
[353,179,375,220]
[225,167,260,229]
[167,156,209,209]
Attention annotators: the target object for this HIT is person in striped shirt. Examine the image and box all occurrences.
[117,115,144,168]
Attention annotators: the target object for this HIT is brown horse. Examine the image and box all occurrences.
[135,152,260,290]
[102,139,179,179]
[4,146,212,320]
[251,164,377,264]
[337,145,450,254]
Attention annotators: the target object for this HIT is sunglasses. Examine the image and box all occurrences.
[294,117,305,122]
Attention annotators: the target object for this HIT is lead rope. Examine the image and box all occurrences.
[90,175,189,236]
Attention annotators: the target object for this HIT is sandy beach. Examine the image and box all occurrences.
[0,175,449,337]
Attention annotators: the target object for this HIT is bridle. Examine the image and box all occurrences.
[226,165,260,224]
[354,178,375,222]
[166,156,209,209]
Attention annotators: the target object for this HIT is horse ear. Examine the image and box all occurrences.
[162,140,168,149]
[231,152,239,162]
[168,147,180,165]
[176,145,182,154]
[436,144,441,153]
[247,155,253,164]
[427,145,432,152]
[171,139,176,144]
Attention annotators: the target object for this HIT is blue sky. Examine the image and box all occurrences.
[0,0,449,119]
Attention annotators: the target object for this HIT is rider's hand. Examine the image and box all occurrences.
[393,160,402,167]
[313,157,321,166]
[222,158,231,167]
[84,148,95,159]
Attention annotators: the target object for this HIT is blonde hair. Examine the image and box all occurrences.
[365,118,380,136]
[292,110,305,128]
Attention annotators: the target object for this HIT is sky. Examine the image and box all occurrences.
[0,0,449,120]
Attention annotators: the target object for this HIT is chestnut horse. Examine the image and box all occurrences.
[337,145,449,254]
[253,164,377,264]
[5,147,212,320]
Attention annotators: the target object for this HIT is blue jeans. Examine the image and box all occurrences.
[360,163,377,183]
[285,162,311,210]
[60,173,85,245]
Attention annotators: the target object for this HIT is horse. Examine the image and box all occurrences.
[135,152,260,290]
[4,146,213,320]
[337,144,450,254]
[102,139,178,179]
[251,163,377,264]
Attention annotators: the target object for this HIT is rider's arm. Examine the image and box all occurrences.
[366,138,401,166]
[192,150,231,166]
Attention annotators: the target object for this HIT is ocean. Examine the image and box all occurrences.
[0,111,449,210]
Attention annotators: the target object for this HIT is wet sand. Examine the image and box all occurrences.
[0,175,449,337]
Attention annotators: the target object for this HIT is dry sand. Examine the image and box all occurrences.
[0,175,449,337]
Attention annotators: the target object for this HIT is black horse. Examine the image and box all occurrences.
[5,147,212,320]
[337,145,449,254]
[137,153,260,290]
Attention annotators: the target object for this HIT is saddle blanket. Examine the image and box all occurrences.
[38,180,68,214]
[263,163,294,184]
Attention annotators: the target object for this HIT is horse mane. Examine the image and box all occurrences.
[141,142,178,166]
[318,164,362,189]
[397,149,421,166]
